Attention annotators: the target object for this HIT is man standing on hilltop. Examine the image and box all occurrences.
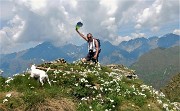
[76,26,100,63]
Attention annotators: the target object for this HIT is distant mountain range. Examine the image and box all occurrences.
[130,46,180,89]
[0,33,179,77]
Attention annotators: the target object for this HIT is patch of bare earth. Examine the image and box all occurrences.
[0,91,24,111]
[27,98,76,111]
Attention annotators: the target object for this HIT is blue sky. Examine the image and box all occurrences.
[0,0,179,54]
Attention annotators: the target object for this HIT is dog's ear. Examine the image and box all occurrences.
[29,63,36,67]
[29,63,33,67]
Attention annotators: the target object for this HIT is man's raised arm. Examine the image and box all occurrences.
[76,28,88,41]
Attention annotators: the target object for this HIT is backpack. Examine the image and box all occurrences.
[94,38,101,54]
[96,39,101,48]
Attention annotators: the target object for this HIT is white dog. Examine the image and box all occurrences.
[30,64,51,86]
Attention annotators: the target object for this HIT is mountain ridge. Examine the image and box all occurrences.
[0,33,179,77]
[130,46,180,89]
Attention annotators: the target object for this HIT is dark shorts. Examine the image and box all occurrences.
[85,49,101,63]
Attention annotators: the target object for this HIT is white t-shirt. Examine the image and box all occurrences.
[88,39,96,52]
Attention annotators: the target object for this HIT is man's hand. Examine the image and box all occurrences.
[93,55,97,59]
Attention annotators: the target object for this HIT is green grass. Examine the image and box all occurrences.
[0,61,179,111]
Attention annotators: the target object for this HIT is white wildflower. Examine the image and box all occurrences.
[93,86,97,90]
[6,93,11,98]
[81,97,88,101]
[171,102,180,110]
[3,99,8,103]
[89,106,92,109]
[105,72,109,74]
[159,92,165,97]
[65,71,71,74]
[163,103,168,108]
[100,79,105,82]
[98,68,101,70]
[53,70,58,74]
[157,99,162,104]
[109,72,118,77]
[97,94,102,98]
[75,83,78,86]
[104,81,109,85]
[80,78,88,83]
[138,92,146,98]
[87,69,91,72]
[5,77,14,83]
[133,92,137,95]
[110,99,114,103]
[110,81,113,84]
[52,80,57,83]
[30,86,35,89]
[131,85,135,90]
[116,88,120,92]
[85,84,91,87]
[154,91,159,95]
[108,88,112,91]
[140,84,150,91]
[70,68,73,71]
[100,87,103,92]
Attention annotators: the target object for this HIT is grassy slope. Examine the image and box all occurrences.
[161,73,180,102]
[0,61,179,111]
[130,46,180,89]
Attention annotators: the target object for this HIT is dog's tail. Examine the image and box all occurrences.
[46,67,50,73]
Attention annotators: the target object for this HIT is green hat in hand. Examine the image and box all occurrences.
[76,22,83,30]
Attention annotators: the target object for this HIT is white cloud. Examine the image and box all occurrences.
[112,35,131,45]
[131,33,146,38]
[151,26,160,32]
[135,0,179,32]
[99,0,118,15]
[173,29,180,35]
[0,0,15,21]
[135,24,141,29]
[0,15,26,54]
[0,0,179,54]
[112,32,146,45]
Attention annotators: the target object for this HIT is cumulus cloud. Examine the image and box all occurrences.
[131,33,146,38]
[173,29,180,35]
[112,32,146,45]
[0,0,179,54]
[135,0,179,32]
